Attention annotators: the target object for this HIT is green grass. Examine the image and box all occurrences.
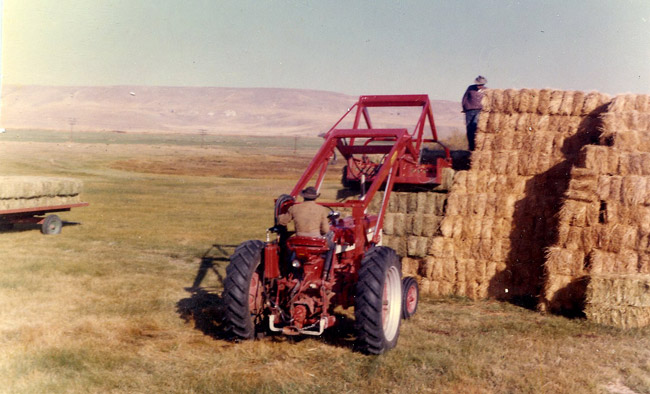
[0,131,648,393]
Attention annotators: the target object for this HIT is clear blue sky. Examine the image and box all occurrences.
[2,0,649,101]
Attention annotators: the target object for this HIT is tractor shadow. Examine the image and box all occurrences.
[176,244,234,340]
[176,244,360,351]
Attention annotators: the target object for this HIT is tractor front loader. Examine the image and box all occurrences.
[222,95,450,354]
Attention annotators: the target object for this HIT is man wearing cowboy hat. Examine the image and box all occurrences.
[277,186,330,237]
[461,75,488,151]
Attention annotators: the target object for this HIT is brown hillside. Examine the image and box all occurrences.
[0,85,464,137]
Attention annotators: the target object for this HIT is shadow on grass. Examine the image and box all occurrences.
[177,243,359,350]
[176,244,235,340]
[0,220,81,235]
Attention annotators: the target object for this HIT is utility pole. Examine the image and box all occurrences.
[199,129,207,148]
[69,118,76,142]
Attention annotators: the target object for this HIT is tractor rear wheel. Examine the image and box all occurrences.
[223,240,266,339]
[401,276,419,319]
[355,246,402,354]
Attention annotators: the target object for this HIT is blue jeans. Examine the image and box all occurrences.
[465,109,480,151]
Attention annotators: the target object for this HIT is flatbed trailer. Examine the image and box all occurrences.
[0,202,89,234]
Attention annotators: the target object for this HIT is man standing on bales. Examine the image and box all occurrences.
[278,186,330,237]
[462,75,488,151]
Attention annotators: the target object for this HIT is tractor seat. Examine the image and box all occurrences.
[286,235,329,253]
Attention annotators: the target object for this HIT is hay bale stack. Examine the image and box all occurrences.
[542,94,650,323]
[585,274,650,329]
[368,189,450,282]
[428,89,610,300]
[0,176,83,211]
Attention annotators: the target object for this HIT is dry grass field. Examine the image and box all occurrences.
[0,130,649,393]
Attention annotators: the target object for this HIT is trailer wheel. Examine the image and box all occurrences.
[355,246,402,354]
[401,277,419,319]
[223,240,266,340]
[41,215,62,235]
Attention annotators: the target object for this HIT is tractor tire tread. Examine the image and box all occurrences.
[355,246,401,355]
[223,240,265,339]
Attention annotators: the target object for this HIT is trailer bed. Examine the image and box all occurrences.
[0,202,89,234]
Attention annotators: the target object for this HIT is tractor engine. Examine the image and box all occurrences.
[267,236,336,335]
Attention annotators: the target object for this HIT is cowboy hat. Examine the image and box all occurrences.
[300,186,320,200]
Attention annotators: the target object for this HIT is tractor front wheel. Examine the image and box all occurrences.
[223,240,266,339]
[355,246,402,354]
[401,276,419,319]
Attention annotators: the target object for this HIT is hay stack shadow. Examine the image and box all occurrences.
[488,104,608,312]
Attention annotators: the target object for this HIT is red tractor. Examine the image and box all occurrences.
[222,95,451,354]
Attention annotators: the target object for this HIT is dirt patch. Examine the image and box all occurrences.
[110,154,316,179]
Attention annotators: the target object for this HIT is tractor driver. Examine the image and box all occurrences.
[277,186,330,237]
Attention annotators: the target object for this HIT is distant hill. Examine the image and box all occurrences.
[0,85,464,137]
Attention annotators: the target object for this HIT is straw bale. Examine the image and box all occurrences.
[547,90,565,115]
[491,151,509,174]
[608,94,635,113]
[618,153,643,176]
[490,218,512,241]
[481,173,496,195]
[571,91,585,116]
[578,145,608,174]
[503,89,519,114]
[391,213,406,236]
[532,114,550,131]
[490,90,505,113]
[585,304,650,329]
[558,91,576,116]
[513,113,530,133]
[465,170,478,193]
[439,215,461,238]
[427,192,448,216]
[635,94,649,112]
[452,170,468,193]
[594,176,611,200]
[471,193,489,216]
[545,247,586,276]
[407,236,429,257]
[445,193,464,216]
[537,89,552,114]
[639,255,650,274]
[481,91,492,112]
[410,214,423,236]
[401,257,421,277]
[0,195,82,211]
[495,194,518,219]
[607,176,622,201]
[486,112,502,133]
[437,281,453,296]
[475,133,494,151]
[621,176,647,205]
[585,274,650,328]
[502,114,518,134]
[504,174,527,195]
[441,257,456,283]
[0,176,83,199]
[505,151,520,174]
[598,224,638,253]
[565,171,598,203]
[382,213,395,235]
[479,217,495,240]
[512,129,528,150]
[582,91,607,115]
[422,214,442,237]
[428,237,454,259]
[419,278,432,295]
[518,89,538,113]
